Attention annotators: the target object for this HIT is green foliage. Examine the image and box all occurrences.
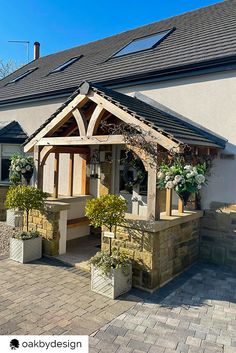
[85,194,127,232]
[13,230,40,240]
[5,185,48,231]
[90,250,131,275]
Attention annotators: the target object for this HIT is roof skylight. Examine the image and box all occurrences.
[51,56,82,73]
[9,67,37,83]
[112,29,173,58]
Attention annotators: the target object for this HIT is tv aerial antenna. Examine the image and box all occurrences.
[8,40,30,63]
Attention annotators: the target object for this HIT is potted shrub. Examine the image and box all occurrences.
[85,194,132,299]
[7,153,35,227]
[157,161,207,206]
[5,185,48,263]
[90,250,132,299]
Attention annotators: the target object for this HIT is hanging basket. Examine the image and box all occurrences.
[176,191,192,206]
[22,170,33,185]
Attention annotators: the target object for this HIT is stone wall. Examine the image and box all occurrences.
[200,202,236,267]
[102,211,202,291]
[0,185,9,221]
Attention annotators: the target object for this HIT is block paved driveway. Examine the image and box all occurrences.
[0,256,236,353]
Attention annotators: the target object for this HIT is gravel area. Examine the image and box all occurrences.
[0,222,17,255]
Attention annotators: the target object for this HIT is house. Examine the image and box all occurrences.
[1,0,236,289]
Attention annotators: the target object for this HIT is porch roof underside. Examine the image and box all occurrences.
[24,82,226,149]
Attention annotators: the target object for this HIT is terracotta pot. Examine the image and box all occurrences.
[176,191,192,206]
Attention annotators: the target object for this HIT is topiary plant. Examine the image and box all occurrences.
[5,185,48,232]
[85,194,127,233]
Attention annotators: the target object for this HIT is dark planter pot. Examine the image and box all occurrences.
[22,170,33,185]
[176,191,192,206]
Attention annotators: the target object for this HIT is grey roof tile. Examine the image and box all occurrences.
[0,0,236,103]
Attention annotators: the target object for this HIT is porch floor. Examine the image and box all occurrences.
[55,234,100,272]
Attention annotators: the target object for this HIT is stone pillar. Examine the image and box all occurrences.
[24,201,70,256]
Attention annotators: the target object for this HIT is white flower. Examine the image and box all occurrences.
[26,165,31,171]
[186,173,192,178]
[165,181,174,189]
[174,175,182,184]
[184,165,192,171]
[195,174,205,184]
[197,184,202,190]
[157,171,165,179]
[16,166,21,172]
[165,175,171,181]
[21,168,26,173]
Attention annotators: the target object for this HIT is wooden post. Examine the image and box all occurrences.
[166,188,172,216]
[33,145,43,189]
[81,155,87,195]
[147,166,160,221]
[53,153,59,198]
[68,153,74,196]
[178,198,184,214]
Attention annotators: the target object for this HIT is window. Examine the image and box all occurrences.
[0,145,21,182]
[51,56,82,73]
[9,67,37,83]
[1,158,10,181]
[112,29,173,58]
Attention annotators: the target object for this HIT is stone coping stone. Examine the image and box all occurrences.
[48,195,92,204]
[44,201,70,212]
[124,210,203,233]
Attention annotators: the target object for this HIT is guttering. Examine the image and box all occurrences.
[0,54,236,107]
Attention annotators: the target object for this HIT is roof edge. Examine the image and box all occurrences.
[1,54,236,107]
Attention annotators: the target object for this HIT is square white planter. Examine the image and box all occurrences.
[91,264,132,299]
[10,237,42,263]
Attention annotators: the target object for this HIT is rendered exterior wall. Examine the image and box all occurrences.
[118,69,236,208]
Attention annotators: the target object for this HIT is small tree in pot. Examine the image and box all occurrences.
[85,194,132,299]
[5,185,48,263]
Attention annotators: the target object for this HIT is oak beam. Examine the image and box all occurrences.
[147,166,160,221]
[68,153,74,196]
[87,105,105,136]
[88,91,181,152]
[24,94,88,152]
[81,156,87,195]
[178,198,184,214]
[37,135,125,146]
[72,108,87,136]
[53,153,60,198]
[166,188,172,216]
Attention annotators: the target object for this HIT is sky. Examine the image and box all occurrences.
[0,0,223,64]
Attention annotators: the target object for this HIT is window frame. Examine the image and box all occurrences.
[8,67,38,84]
[110,27,175,59]
[50,55,83,74]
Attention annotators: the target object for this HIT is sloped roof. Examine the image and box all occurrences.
[0,121,27,143]
[24,82,226,149]
[0,1,236,104]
